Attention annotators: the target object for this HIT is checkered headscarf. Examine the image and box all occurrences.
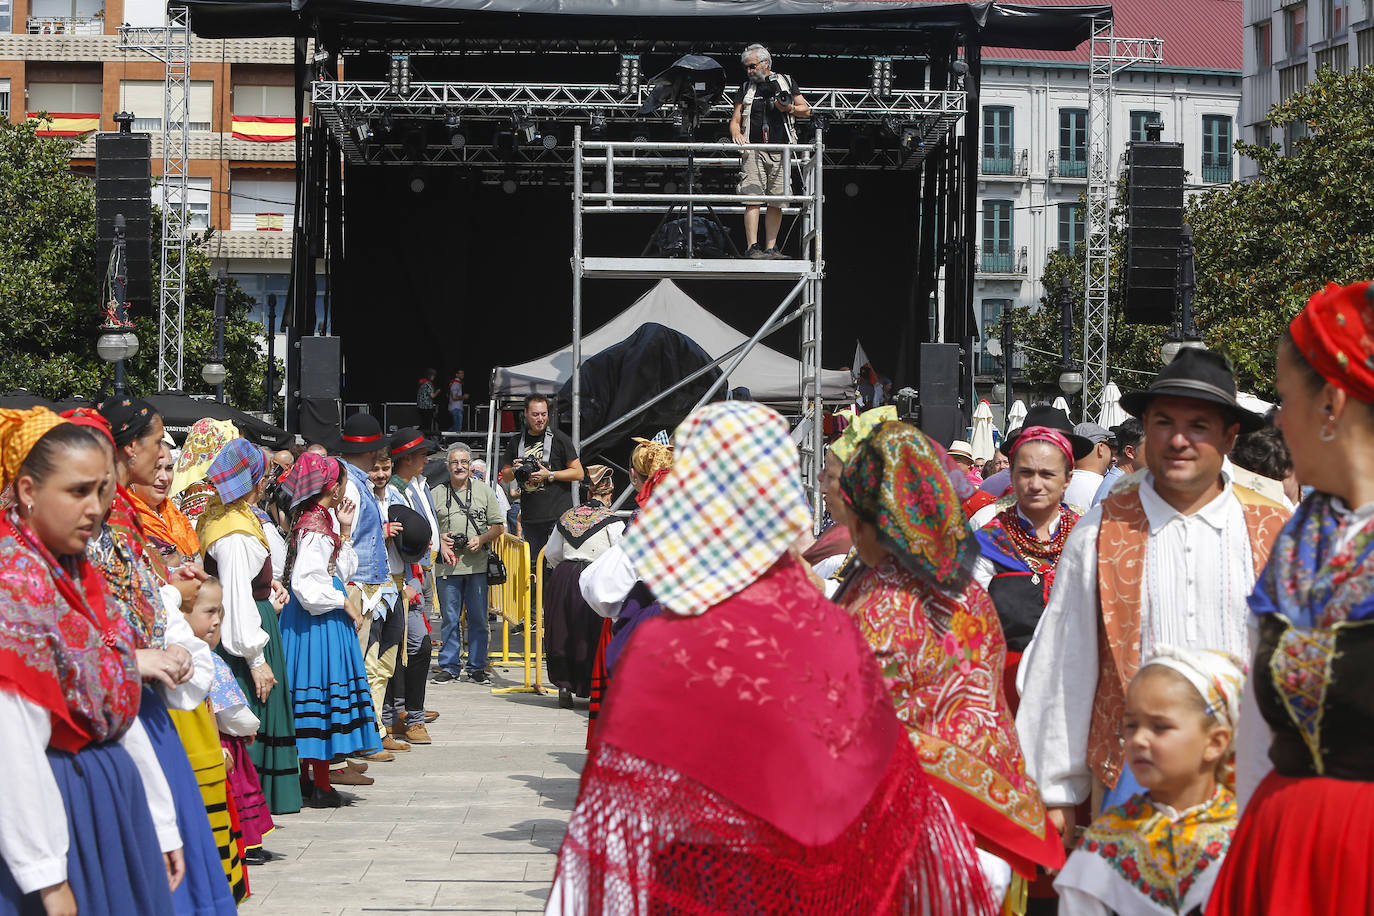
[622,401,812,617]
[281,452,342,509]
[206,438,267,506]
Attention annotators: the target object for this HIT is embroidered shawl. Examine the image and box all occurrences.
[843,555,1064,877]
[556,500,619,549]
[88,488,171,650]
[1249,491,1374,628]
[0,510,141,751]
[292,503,340,564]
[1056,787,1236,916]
[208,652,251,716]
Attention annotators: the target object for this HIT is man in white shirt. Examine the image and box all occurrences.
[1015,349,1289,849]
[1062,422,1112,509]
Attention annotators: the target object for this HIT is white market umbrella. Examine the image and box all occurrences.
[970,400,996,462]
[1097,382,1127,428]
[1052,396,1071,414]
[1006,399,1027,431]
[1237,392,1274,417]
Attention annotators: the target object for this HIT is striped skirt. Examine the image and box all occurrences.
[216,599,303,816]
[279,598,380,760]
[168,703,247,904]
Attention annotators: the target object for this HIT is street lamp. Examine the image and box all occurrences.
[1056,275,1084,397]
[97,214,139,395]
[203,268,227,401]
[1160,223,1206,363]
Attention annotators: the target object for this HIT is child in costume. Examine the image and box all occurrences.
[1054,645,1245,916]
[182,579,276,867]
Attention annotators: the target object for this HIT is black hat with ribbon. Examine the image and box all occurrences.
[389,426,438,459]
[1119,348,1265,433]
[387,503,432,563]
[336,412,385,455]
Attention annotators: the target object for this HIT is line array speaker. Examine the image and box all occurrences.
[1124,141,1184,325]
[95,133,153,310]
[918,342,964,447]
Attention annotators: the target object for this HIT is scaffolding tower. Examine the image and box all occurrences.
[570,128,830,523]
[1083,19,1164,417]
[118,5,191,391]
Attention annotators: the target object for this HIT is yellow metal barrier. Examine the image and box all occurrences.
[487,534,548,695]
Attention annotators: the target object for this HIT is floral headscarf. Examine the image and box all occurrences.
[621,402,812,616]
[170,418,239,498]
[828,405,897,466]
[840,421,977,594]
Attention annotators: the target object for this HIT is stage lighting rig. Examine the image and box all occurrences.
[541,130,559,151]
[380,112,395,134]
[899,125,921,150]
[589,112,607,136]
[618,54,641,96]
[636,55,726,130]
[870,57,894,99]
[388,54,412,96]
[512,110,538,145]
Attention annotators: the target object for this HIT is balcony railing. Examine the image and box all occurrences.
[27,15,103,34]
[1201,157,1233,183]
[976,245,1028,275]
[981,148,1029,177]
[1050,153,1089,179]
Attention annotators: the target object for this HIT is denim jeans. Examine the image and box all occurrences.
[437,572,488,675]
[449,405,464,432]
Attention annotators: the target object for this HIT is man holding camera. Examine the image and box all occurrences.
[430,443,505,684]
[500,395,584,564]
[729,43,810,259]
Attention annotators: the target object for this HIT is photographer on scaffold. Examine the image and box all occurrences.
[729,43,810,259]
[499,395,584,565]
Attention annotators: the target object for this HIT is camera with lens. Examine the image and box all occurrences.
[513,457,544,489]
[449,533,469,552]
[762,76,782,103]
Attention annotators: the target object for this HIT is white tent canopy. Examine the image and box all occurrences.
[491,280,855,402]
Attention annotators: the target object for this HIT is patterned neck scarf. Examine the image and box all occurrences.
[128,490,201,559]
[1249,491,1374,628]
[976,504,1080,602]
[840,421,977,595]
[91,487,170,649]
[621,402,812,616]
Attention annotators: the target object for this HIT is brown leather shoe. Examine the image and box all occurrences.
[389,721,408,738]
[345,759,369,774]
[404,723,432,745]
[423,710,439,723]
[354,749,395,762]
[381,735,411,752]
[331,768,375,786]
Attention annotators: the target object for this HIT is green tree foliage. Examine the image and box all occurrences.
[0,118,276,407]
[997,66,1374,402]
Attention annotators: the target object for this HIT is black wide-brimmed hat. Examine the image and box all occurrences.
[1119,348,1265,433]
[1003,404,1094,460]
[336,413,385,455]
[389,426,438,459]
[387,504,432,563]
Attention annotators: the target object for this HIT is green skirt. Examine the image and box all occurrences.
[216,599,302,816]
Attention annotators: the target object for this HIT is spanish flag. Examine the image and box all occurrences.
[29,112,100,136]
[231,115,309,142]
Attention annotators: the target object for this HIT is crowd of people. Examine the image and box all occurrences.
[2,281,1371,914]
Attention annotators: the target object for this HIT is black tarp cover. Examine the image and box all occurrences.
[555,322,722,451]
[184,0,1109,50]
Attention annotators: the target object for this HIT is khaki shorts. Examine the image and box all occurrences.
[738,148,786,202]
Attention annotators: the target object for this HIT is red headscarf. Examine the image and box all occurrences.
[1289,280,1374,404]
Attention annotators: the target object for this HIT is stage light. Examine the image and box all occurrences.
[881,116,901,138]
[541,130,558,150]
[410,176,426,194]
[444,112,461,129]
[388,53,411,96]
[632,132,649,143]
[450,131,466,150]
[618,54,641,96]
[512,110,537,144]
[951,58,970,77]
[589,112,607,136]
[444,112,465,149]
[663,180,678,194]
[900,126,922,150]
[380,112,394,134]
[502,178,518,195]
[354,121,373,144]
[844,181,860,198]
[870,57,893,99]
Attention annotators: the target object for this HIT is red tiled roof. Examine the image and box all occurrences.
[983,0,1243,72]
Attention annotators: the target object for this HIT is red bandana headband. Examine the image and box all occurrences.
[61,408,115,447]
[1011,425,1075,471]
[1289,280,1374,404]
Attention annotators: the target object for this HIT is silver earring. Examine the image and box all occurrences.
[25,503,33,514]
[1320,414,1338,442]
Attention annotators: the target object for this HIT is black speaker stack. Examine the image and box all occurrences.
[95,133,153,309]
[918,342,964,448]
[298,336,343,446]
[1123,141,1184,325]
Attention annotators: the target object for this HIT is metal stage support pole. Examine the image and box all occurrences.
[1083,20,1164,419]
[571,125,585,506]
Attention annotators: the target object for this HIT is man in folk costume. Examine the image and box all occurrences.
[335,413,410,757]
[1015,349,1290,845]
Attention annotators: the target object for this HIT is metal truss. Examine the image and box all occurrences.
[1082,18,1162,418]
[119,6,191,391]
[310,79,964,167]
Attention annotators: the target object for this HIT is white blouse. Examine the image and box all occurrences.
[291,527,359,616]
[158,583,214,711]
[205,533,271,670]
[0,693,181,895]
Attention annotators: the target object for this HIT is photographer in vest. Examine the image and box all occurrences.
[499,395,584,563]
[729,43,810,259]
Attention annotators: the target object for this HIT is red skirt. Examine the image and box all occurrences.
[1207,771,1374,915]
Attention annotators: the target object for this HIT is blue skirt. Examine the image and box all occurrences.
[138,689,237,916]
[279,597,379,760]
[0,740,174,916]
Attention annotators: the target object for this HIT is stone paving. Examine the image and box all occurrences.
[238,661,585,915]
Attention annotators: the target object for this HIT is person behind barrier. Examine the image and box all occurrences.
[499,396,583,563]
[431,444,505,685]
[729,43,810,259]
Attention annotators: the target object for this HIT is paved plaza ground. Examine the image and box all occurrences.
[239,659,584,915]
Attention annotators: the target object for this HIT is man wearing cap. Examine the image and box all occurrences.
[1062,422,1114,509]
[336,413,411,756]
[1015,349,1290,847]
[384,428,442,743]
[1092,418,1144,505]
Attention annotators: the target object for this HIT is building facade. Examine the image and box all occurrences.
[1241,0,1374,179]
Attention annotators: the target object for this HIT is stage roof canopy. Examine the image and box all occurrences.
[184,0,1111,50]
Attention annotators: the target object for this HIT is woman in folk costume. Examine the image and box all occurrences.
[0,409,182,915]
[130,441,201,566]
[87,399,242,912]
[170,418,239,525]
[544,465,624,709]
[836,421,1066,911]
[1208,281,1374,915]
[277,452,379,808]
[1057,646,1245,916]
[547,402,996,916]
[973,426,1081,706]
[197,438,302,815]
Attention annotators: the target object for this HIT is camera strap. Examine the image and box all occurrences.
[520,429,555,464]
